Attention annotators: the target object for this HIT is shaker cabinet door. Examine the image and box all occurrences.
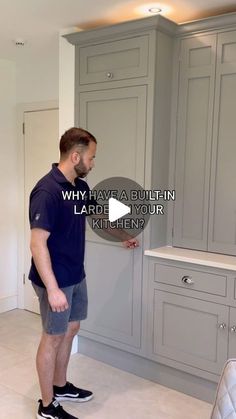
[173,35,216,250]
[153,291,228,374]
[77,86,146,351]
[208,31,236,255]
[78,85,146,187]
[228,307,236,359]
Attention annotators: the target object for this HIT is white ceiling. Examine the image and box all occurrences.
[1,0,236,60]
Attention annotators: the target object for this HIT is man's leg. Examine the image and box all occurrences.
[53,321,80,386]
[52,320,93,403]
[36,331,65,406]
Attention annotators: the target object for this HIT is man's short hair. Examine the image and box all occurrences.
[59,127,97,156]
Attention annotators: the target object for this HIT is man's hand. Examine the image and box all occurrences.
[47,288,69,312]
[123,238,139,249]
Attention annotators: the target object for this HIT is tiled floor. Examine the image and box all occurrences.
[0,309,212,419]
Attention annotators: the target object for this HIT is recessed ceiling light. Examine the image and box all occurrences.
[135,4,168,17]
[149,7,162,13]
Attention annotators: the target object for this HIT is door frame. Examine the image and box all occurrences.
[17,101,58,309]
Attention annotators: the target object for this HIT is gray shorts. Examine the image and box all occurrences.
[32,277,88,335]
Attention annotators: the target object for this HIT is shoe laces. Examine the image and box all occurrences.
[38,399,66,419]
[52,400,66,418]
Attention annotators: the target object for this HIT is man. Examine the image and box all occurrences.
[29,127,138,419]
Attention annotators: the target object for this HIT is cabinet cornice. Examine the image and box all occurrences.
[64,15,177,46]
[177,12,236,36]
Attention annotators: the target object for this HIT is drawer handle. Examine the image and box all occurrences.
[218,323,227,330]
[181,275,194,285]
[106,72,113,79]
[230,326,236,333]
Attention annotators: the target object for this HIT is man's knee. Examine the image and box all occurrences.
[41,332,65,349]
[66,321,80,338]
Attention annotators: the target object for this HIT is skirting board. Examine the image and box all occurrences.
[71,335,78,355]
[77,335,217,404]
[0,295,17,314]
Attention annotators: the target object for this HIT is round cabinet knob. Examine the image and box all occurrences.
[181,275,194,285]
[218,323,227,329]
[230,326,236,333]
[106,72,113,79]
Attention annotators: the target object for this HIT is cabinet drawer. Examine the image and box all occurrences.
[79,35,149,84]
[153,263,227,296]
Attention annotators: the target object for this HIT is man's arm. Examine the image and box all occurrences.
[30,228,69,312]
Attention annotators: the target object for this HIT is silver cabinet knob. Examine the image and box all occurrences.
[218,323,227,329]
[230,326,236,333]
[182,275,194,285]
[106,72,113,79]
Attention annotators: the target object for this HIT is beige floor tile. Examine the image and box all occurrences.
[0,344,29,372]
[66,401,174,419]
[0,309,213,419]
[0,323,41,357]
[0,356,39,400]
[153,388,212,419]
[0,308,41,329]
[0,384,36,419]
[66,354,212,419]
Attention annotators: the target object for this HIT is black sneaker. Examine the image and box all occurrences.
[54,381,93,403]
[37,398,78,419]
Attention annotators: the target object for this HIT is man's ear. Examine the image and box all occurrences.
[71,150,81,164]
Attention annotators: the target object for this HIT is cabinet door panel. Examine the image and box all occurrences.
[173,35,216,250]
[82,241,142,348]
[79,36,149,84]
[78,86,146,350]
[79,86,146,187]
[208,31,236,255]
[153,291,228,374]
[229,307,236,358]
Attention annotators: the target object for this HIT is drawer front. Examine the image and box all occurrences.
[79,35,149,84]
[153,263,227,296]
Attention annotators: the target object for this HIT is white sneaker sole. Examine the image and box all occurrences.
[55,394,93,403]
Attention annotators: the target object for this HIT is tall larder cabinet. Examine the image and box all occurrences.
[173,28,236,256]
[65,16,176,356]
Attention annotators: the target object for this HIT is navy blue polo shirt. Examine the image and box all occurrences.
[29,163,92,288]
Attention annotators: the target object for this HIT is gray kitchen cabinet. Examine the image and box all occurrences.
[173,30,236,256]
[208,31,236,256]
[79,35,149,84]
[65,16,175,354]
[147,257,236,381]
[60,13,236,401]
[153,290,228,374]
[79,85,146,349]
[78,86,147,186]
[173,35,216,251]
[228,307,236,358]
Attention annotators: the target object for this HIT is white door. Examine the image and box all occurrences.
[24,108,59,313]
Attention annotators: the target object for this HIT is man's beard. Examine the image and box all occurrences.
[74,158,90,178]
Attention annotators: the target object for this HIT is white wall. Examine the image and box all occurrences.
[59,29,76,135]
[0,60,18,312]
[16,36,59,104]
[0,33,61,311]
[0,28,76,312]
